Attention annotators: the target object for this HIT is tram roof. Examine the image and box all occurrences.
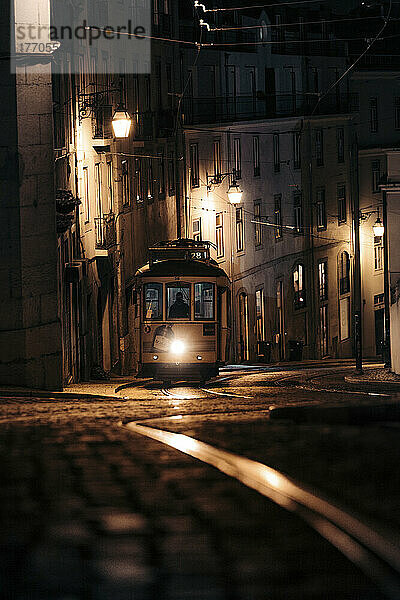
[135,259,229,279]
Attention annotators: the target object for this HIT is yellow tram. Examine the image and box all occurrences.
[133,239,231,382]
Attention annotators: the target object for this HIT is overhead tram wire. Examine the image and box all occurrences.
[311,0,393,116]
[195,0,325,11]
[208,15,384,32]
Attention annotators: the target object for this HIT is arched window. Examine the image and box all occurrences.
[293,264,306,309]
[339,251,350,295]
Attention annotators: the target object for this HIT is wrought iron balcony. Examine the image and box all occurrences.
[94,213,116,251]
[182,93,359,126]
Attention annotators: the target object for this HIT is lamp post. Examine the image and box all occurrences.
[381,189,391,368]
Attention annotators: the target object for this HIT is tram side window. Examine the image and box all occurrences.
[144,283,163,320]
[167,283,191,319]
[195,283,215,320]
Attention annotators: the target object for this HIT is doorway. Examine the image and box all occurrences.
[374,308,384,356]
[238,292,249,362]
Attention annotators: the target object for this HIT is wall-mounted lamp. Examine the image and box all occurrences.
[207,169,243,204]
[78,78,132,139]
[112,106,132,138]
[359,206,384,237]
[372,217,384,237]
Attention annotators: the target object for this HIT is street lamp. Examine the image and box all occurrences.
[373,216,384,237]
[207,169,243,204]
[111,106,132,138]
[227,181,243,204]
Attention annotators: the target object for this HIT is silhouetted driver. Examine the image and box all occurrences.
[168,291,190,318]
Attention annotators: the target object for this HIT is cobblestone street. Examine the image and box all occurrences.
[0,367,399,599]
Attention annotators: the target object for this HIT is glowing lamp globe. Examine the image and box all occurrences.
[112,108,132,138]
[227,183,243,204]
[373,217,384,237]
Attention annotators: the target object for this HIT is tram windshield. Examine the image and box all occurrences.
[144,283,163,320]
[195,282,215,320]
[167,283,191,319]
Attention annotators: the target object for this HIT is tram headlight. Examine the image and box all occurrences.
[170,339,185,355]
[153,355,158,360]
[197,355,202,361]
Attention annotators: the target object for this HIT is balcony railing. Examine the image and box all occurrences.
[182,93,359,126]
[95,213,116,250]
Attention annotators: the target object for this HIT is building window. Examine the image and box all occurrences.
[153,0,159,25]
[95,163,102,215]
[121,160,129,206]
[274,194,282,239]
[158,155,165,197]
[315,129,323,166]
[236,207,244,252]
[216,212,224,258]
[316,188,326,230]
[107,161,113,213]
[254,201,262,246]
[337,184,346,224]
[370,98,378,133]
[193,218,202,241]
[82,166,90,222]
[168,154,175,196]
[337,127,344,163]
[189,143,199,187]
[294,192,303,234]
[148,159,154,201]
[293,263,306,309]
[293,132,301,169]
[255,289,264,342]
[273,133,280,172]
[318,261,327,301]
[395,97,400,130]
[374,236,383,271]
[234,137,241,179]
[339,251,350,295]
[213,140,221,182]
[372,160,381,193]
[253,136,260,176]
[134,158,142,203]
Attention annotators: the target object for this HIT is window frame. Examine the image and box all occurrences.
[255,288,265,342]
[339,251,350,296]
[316,188,326,230]
[318,260,328,302]
[337,184,346,224]
[216,212,224,258]
[166,282,191,320]
[194,282,215,321]
[273,133,280,173]
[236,207,244,252]
[315,129,324,166]
[293,131,301,169]
[293,263,306,309]
[234,137,242,179]
[372,160,381,193]
[294,192,303,234]
[254,201,262,247]
[274,194,282,239]
[337,127,344,163]
[253,136,260,177]
[143,282,163,321]
[370,97,378,133]
[374,236,383,271]
[193,218,202,241]
[189,143,199,188]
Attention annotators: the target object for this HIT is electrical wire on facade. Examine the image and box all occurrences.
[194,0,324,12]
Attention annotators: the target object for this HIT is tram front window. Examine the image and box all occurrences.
[195,282,215,320]
[144,283,163,320]
[167,284,191,319]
